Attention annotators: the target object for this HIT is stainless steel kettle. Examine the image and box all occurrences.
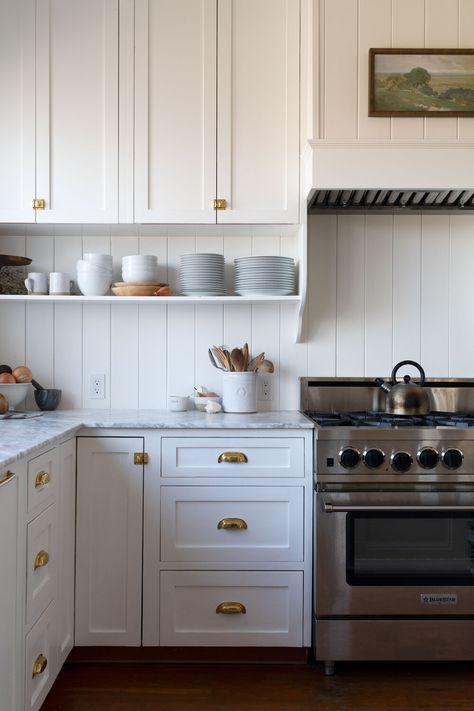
[376,360,430,416]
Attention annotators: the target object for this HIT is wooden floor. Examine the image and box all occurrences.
[42,660,474,711]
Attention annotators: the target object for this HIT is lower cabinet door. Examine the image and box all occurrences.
[25,602,57,711]
[57,439,76,668]
[26,505,56,628]
[159,570,303,646]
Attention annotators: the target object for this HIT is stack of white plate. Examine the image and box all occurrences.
[122,255,159,283]
[234,256,296,295]
[179,253,225,296]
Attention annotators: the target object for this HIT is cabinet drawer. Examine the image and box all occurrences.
[25,602,56,711]
[161,486,303,562]
[159,571,303,646]
[27,448,57,517]
[26,505,56,628]
[162,437,304,478]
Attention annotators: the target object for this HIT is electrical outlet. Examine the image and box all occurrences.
[89,373,106,400]
[258,374,273,402]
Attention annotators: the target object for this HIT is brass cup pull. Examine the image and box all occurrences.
[213,198,227,210]
[216,601,246,615]
[0,470,16,487]
[217,517,248,530]
[32,654,48,678]
[35,470,50,488]
[217,451,248,464]
[34,550,49,570]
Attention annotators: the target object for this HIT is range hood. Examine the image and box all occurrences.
[305,139,474,213]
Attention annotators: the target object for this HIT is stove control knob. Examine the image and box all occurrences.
[363,448,385,469]
[391,451,413,473]
[442,448,463,470]
[417,447,439,469]
[339,447,361,469]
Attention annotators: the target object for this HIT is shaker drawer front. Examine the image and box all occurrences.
[162,437,304,478]
[27,448,57,517]
[25,602,56,711]
[161,486,304,562]
[26,505,56,628]
[159,571,303,646]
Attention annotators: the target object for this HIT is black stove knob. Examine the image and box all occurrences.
[339,447,361,469]
[442,448,463,470]
[417,447,439,469]
[363,448,385,469]
[391,451,413,473]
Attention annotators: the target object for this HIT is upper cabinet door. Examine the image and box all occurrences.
[217,0,300,224]
[135,0,217,223]
[0,0,35,223]
[35,0,119,223]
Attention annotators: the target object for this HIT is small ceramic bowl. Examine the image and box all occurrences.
[34,389,62,411]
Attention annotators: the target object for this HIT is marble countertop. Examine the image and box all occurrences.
[0,409,313,469]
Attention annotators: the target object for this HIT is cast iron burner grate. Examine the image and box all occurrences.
[305,410,474,428]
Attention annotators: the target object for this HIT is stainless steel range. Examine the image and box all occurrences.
[301,375,474,676]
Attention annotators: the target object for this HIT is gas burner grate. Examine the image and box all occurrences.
[305,410,474,428]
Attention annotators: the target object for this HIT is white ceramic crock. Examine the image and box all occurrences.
[222,371,257,413]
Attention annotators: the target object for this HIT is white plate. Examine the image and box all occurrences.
[235,288,294,295]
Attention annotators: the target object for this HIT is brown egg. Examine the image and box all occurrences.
[0,372,16,384]
[0,393,8,414]
[12,365,33,383]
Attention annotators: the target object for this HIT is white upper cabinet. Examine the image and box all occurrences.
[134,0,300,224]
[35,0,119,222]
[134,0,217,223]
[0,0,35,222]
[217,0,300,224]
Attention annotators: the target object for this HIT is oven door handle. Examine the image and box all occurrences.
[323,502,474,513]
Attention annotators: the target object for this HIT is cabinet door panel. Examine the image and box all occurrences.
[57,439,76,668]
[36,0,119,222]
[135,0,217,223]
[217,0,299,223]
[75,437,143,646]
[0,0,35,222]
[26,505,57,628]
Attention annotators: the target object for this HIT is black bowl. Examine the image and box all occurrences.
[34,389,62,411]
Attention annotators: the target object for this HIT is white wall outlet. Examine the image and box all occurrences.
[89,373,106,400]
[258,373,273,402]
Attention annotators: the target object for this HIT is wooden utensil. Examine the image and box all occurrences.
[208,348,225,370]
[211,346,231,371]
[230,348,245,372]
[242,343,249,372]
[258,359,274,373]
[248,352,265,372]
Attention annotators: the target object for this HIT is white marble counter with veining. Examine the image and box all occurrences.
[0,409,313,469]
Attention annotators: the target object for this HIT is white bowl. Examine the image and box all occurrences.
[84,253,113,266]
[77,274,112,296]
[77,260,113,275]
[192,395,221,412]
[0,383,31,410]
[122,270,159,283]
[122,255,158,263]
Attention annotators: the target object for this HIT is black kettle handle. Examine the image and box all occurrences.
[391,360,425,385]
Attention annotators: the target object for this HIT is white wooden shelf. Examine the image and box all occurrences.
[0,294,301,305]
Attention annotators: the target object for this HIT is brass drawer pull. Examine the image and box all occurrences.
[0,470,16,487]
[32,653,48,678]
[35,470,50,488]
[217,451,248,464]
[216,601,246,615]
[34,550,49,570]
[32,198,46,210]
[217,517,248,530]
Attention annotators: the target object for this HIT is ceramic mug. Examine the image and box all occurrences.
[168,395,188,412]
[49,272,73,295]
[24,272,48,295]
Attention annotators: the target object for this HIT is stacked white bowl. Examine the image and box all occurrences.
[122,255,159,283]
[77,253,113,296]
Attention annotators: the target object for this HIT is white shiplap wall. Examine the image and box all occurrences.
[1,214,474,412]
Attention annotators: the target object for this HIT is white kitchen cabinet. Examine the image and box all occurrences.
[75,437,144,646]
[56,439,76,668]
[25,602,57,711]
[26,504,57,628]
[0,469,20,711]
[0,0,118,224]
[134,0,300,224]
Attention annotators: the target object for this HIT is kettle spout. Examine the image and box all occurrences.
[375,377,392,394]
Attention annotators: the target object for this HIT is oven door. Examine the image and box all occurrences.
[316,490,474,616]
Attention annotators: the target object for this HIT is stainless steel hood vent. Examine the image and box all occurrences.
[308,189,474,213]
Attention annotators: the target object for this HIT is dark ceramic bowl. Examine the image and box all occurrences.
[34,389,62,411]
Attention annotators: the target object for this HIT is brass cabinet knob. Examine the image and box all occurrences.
[133,452,149,465]
[213,198,227,210]
[35,470,50,488]
[217,451,248,464]
[217,517,248,530]
[32,653,48,678]
[216,601,247,615]
[32,198,46,210]
[34,550,49,570]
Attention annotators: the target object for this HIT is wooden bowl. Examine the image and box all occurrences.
[112,282,168,297]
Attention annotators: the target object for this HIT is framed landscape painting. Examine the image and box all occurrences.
[369,48,474,117]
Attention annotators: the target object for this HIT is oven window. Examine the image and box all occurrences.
[346,512,474,585]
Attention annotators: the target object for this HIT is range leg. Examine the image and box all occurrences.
[323,661,335,676]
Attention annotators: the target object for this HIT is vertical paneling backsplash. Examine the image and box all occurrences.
[1,214,473,412]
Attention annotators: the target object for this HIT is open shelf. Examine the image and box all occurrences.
[0,294,301,305]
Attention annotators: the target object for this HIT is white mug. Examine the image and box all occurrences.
[24,272,48,295]
[168,395,188,412]
[49,272,73,295]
